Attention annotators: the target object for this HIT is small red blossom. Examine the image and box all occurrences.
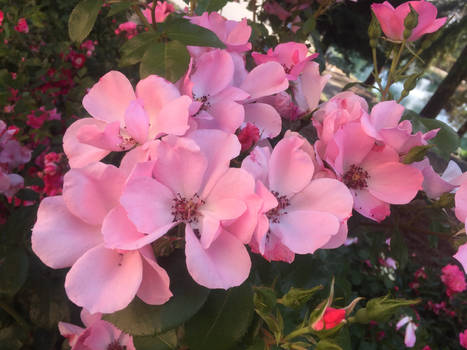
[441,264,466,297]
[238,123,260,152]
[460,329,467,349]
[312,307,346,331]
[14,18,29,33]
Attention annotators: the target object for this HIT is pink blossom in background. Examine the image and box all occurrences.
[59,309,135,350]
[371,0,447,42]
[263,1,291,21]
[396,316,417,347]
[460,329,467,349]
[189,12,252,53]
[81,40,97,57]
[441,264,466,297]
[115,21,138,39]
[14,18,29,33]
[143,1,175,23]
[413,159,462,199]
[67,50,86,69]
[252,42,318,80]
[454,177,467,273]
[0,10,4,26]
[325,123,423,221]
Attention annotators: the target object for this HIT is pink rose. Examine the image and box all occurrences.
[14,18,29,33]
[441,264,466,297]
[371,1,446,42]
[460,329,467,349]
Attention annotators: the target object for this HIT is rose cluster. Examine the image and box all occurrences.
[31,3,466,333]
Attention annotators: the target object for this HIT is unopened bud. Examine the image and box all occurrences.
[421,30,442,50]
[400,72,423,98]
[403,5,419,39]
[353,295,420,323]
[368,14,381,40]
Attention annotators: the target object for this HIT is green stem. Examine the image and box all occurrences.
[396,47,423,76]
[133,4,152,31]
[283,326,312,342]
[372,48,384,91]
[190,0,197,16]
[381,40,406,100]
[150,3,157,31]
[0,300,30,330]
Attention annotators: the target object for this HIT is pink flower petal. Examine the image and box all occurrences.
[367,162,423,204]
[244,102,282,138]
[137,246,173,305]
[454,241,467,274]
[240,62,288,99]
[290,178,353,221]
[120,177,174,234]
[32,196,102,269]
[352,189,391,222]
[63,163,126,225]
[361,101,404,140]
[83,71,136,124]
[154,136,207,197]
[273,209,340,254]
[77,120,123,151]
[152,95,191,138]
[321,223,348,249]
[269,136,314,196]
[65,245,143,314]
[63,118,110,168]
[191,49,234,97]
[455,180,467,223]
[185,225,251,289]
[124,100,149,144]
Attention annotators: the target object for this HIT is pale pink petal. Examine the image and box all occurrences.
[63,163,126,225]
[224,193,262,244]
[58,322,84,347]
[124,100,149,144]
[269,136,314,196]
[191,49,234,97]
[188,130,241,196]
[82,71,136,123]
[119,142,159,177]
[241,146,272,186]
[151,95,191,137]
[77,121,123,151]
[120,177,174,234]
[396,316,410,330]
[240,62,288,99]
[321,223,348,249]
[361,101,404,140]
[455,181,467,223]
[65,245,143,314]
[360,144,399,170]
[136,74,181,126]
[454,242,467,274]
[137,246,172,305]
[352,189,391,222]
[367,162,423,204]
[326,122,375,175]
[372,2,403,41]
[290,178,353,221]
[32,196,102,269]
[441,160,463,185]
[404,322,417,347]
[244,103,282,138]
[63,118,110,168]
[273,210,340,254]
[80,309,102,327]
[185,225,251,289]
[154,136,207,197]
[197,99,244,133]
[102,205,175,250]
[298,62,330,111]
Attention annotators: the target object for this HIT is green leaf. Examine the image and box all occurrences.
[390,230,408,270]
[0,247,29,296]
[315,339,343,350]
[401,144,434,164]
[133,330,178,350]
[119,32,160,67]
[165,19,225,48]
[107,1,132,17]
[278,286,323,309]
[68,0,104,43]
[104,250,209,335]
[184,282,254,350]
[253,286,277,312]
[139,40,190,82]
[195,0,229,14]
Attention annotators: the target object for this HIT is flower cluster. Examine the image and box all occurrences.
[31,2,466,333]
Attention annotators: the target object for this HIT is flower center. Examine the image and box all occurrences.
[266,191,290,223]
[193,94,211,115]
[171,193,204,223]
[343,164,369,189]
[107,341,126,350]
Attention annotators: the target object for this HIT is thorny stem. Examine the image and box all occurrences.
[283,326,313,343]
